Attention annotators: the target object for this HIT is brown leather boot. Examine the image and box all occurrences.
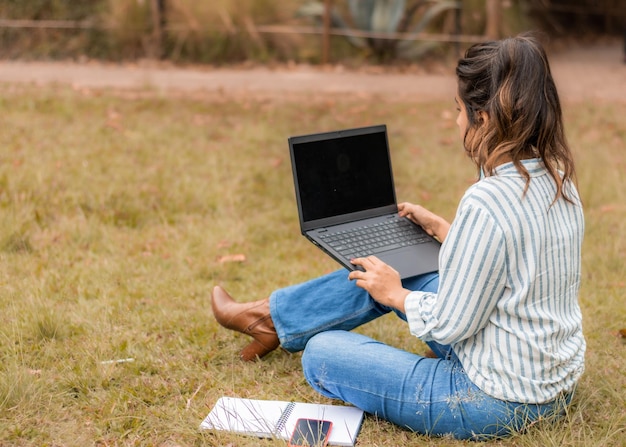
[211,286,280,361]
[423,348,438,359]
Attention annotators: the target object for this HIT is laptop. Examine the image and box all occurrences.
[288,124,440,279]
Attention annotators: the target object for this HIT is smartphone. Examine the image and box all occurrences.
[288,418,333,447]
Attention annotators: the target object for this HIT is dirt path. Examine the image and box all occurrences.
[0,42,624,102]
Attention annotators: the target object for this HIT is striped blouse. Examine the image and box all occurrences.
[404,158,586,404]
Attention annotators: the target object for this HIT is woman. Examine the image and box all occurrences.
[211,33,585,440]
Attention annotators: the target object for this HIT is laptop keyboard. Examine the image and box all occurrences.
[319,219,431,259]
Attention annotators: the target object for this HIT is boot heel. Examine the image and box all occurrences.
[240,339,277,361]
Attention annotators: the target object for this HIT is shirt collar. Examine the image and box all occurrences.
[492,158,545,177]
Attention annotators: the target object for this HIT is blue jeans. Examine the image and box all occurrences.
[269,270,571,440]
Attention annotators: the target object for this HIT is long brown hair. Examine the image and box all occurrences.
[455,33,576,203]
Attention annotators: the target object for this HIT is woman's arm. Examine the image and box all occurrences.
[351,202,506,341]
[349,203,452,312]
[404,202,507,344]
[349,256,410,312]
[398,202,451,242]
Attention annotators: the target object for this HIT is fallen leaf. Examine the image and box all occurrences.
[192,114,213,126]
[106,108,124,131]
[440,121,454,130]
[599,205,619,213]
[618,329,626,338]
[217,254,246,263]
[217,240,232,249]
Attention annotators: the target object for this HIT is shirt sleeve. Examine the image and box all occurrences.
[404,201,507,344]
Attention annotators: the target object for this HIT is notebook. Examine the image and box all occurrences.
[288,124,440,279]
[200,396,364,446]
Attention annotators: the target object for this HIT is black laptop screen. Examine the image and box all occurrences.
[292,128,396,223]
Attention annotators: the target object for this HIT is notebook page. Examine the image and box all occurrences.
[200,396,289,438]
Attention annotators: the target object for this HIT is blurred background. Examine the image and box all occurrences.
[0,0,623,66]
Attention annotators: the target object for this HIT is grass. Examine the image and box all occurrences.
[0,81,624,447]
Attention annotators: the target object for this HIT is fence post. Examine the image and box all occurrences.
[150,0,166,59]
[455,1,462,56]
[322,0,332,64]
[485,0,501,39]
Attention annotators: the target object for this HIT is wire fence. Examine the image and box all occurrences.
[0,22,480,63]
[0,1,621,62]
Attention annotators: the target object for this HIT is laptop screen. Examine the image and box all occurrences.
[290,125,396,224]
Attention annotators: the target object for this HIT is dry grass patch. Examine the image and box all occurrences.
[0,84,624,446]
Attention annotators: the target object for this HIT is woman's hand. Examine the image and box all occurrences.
[398,202,451,242]
[348,256,410,312]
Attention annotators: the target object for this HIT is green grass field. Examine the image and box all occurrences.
[0,83,624,446]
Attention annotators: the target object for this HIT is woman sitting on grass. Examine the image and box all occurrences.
[211,33,585,440]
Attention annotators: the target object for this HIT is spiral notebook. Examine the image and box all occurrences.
[200,396,364,446]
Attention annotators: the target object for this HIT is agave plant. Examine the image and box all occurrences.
[298,0,461,60]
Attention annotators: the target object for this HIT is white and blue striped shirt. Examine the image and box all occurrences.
[405,159,586,404]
